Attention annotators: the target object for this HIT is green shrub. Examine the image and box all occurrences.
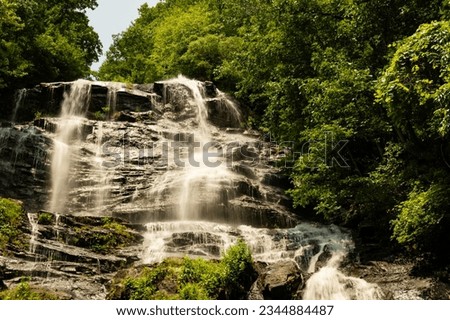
[0,279,58,300]
[37,212,54,225]
[221,239,254,298]
[124,262,174,300]
[179,283,210,300]
[180,257,225,298]
[111,241,255,300]
[391,183,448,252]
[0,198,25,253]
[34,111,42,120]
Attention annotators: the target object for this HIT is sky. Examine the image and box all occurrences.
[87,0,159,71]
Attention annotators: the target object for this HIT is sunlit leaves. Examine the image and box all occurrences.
[377,21,450,140]
[0,0,101,89]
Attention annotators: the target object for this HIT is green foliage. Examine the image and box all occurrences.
[377,21,450,140]
[0,0,101,92]
[37,212,54,225]
[33,111,42,120]
[0,198,25,253]
[221,239,252,281]
[72,218,134,254]
[390,180,450,260]
[124,261,175,300]
[98,0,241,89]
[114,241,255,300]
[0,278,58,300]
[178,283,210,300]
[180,256,225,298]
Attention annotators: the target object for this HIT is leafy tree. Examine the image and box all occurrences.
[377,21,450,141]
[0,0,101,90]
[376,21,450,258]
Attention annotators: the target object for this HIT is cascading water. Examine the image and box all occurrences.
[49,80,91,212]
[11,89,27,124]
[105,82,123,119]
[303,252,384,299]
[18,76,384,300]
[27,213,39,254]
[139,75,382,299]
[93,122,112,211]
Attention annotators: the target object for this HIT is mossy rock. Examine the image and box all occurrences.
[67,217,142,254]
[37,212,55,225]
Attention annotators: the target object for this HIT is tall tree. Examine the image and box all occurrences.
[0,0,102,90]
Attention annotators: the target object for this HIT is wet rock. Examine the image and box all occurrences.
[117,91,153,112]
[206,99,241,128]
[261,261,303,300]
[0,78,315,300]
[226,144,259,162]
[115,111,137,123]
[231,164,257,179]
[33,118,57,133]
[262,173,291,189]
[204,81,217,98]
[235,180,261,199]
[0,126,50,211]
[0,265,7,290]
[247,280,265,300]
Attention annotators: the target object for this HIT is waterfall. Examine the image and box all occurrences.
[94,122,113,211]
[27,213,39,254]
[151,75,239,222]
[11,89,27,124]
[105,82,123,119]
[13,77,384,300]
[303,253,384,300]
[163,75,212,140]
[49,80,91,212]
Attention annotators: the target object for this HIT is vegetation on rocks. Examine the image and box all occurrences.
[0,198,27,253]
[37,212,54,225]
[0,279,58,300]
[108,240,256,300]
[70,218,137,254]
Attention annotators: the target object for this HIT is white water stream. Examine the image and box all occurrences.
[49,80,91,212]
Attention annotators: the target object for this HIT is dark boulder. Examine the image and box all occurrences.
[261,260,303,300]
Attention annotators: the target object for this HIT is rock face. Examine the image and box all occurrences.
[0,211,143,299]
[0,78,307,299]
[0,79,296,228]
[248,261,303,300]
[262,261,303,299]
[0,126,51,211]
[4,82,159,123]
[345,260,450,300]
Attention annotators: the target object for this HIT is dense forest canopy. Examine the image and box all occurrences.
[0,0,101,89]
[99,0,450,262]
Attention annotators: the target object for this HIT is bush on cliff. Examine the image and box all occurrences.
[108,240,256,300]
[0,198,26,253]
